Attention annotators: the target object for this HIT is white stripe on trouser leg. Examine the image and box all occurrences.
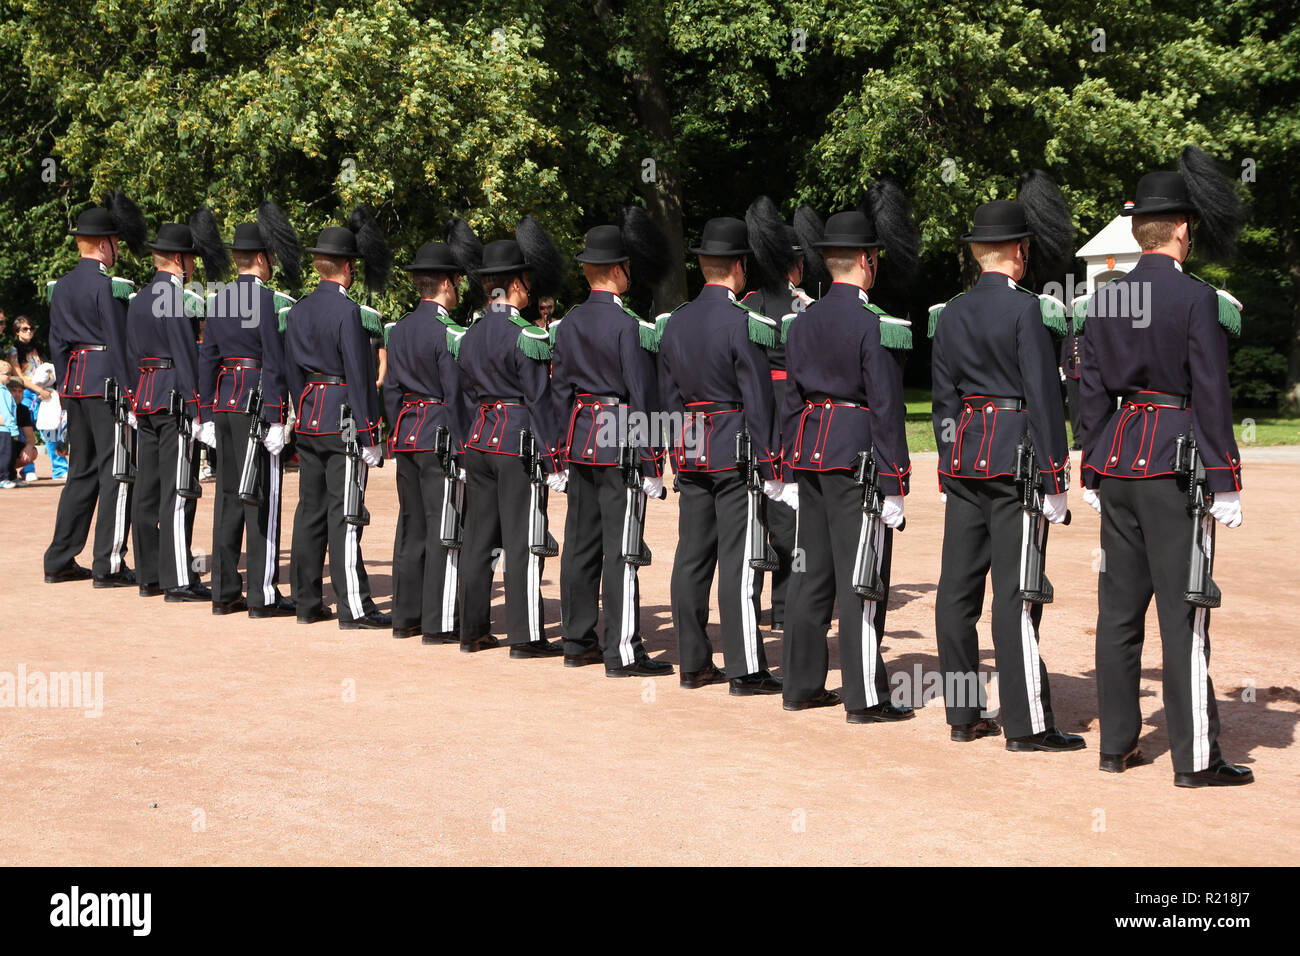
[342,457,366,619]
[440,478,463,633]
[110,481,128,574]
[619,489,643,666]
[261,454,281,605]
[1190,514,1213,770]
[1018,512,1047,733]
[526,485,541,642]
[740,490,759,674]
[859,519,885,706]
[173,431,189,585]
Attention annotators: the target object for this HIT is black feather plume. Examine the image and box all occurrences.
[103,189,146,255]
[349,205,391,293]
[446,217,484,309]
[257,201,302,287]
[1017,169,1075,292]
[515,215,565,298]
[865,179,921,284]
[189,206,230,280]
[620,205,672,287]
[793,204,828,293]
[1179,145,1248,263]
[745,195,798,294]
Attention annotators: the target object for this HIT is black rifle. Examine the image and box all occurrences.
[618,442,653,567]
[851,450,902,601]
[1014,434,1068,604]
[340,402,369,527]
[104,376,135,484]
[1172,434,1222,608]
[735,428,779,572]
[237,383,268,505]
[519,429,559,557]
[435,424,463,550]
[169,389,201,499]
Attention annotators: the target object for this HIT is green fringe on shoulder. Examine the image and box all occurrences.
[1037,293,1068,337]
[1071,295,1089,334]
[865,304,913,351]
[780,313,798,344]
[43,279,55,303]
[927,302,945,338]
[516,326,552,361]
[735,300,778,348]
[110,276,135,302]
[1189,275,1243,336]
[183,287,206,319]
[446,325,466,360]
[358,303,383,337]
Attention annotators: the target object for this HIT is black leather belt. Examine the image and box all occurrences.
[72,343,107,352]
[688,401,741,413]
[480,395,524,405]
[402,393,443,404]
[806,392,867,408]
[139,357,173,369]
[221,357,262,369]
[575,393,626,405]
[306,372,344,385]
[962,396,1024,411]
[1122,391,1189,409]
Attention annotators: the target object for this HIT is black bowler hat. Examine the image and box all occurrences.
[574,225,629,264]
[1120,171,1196,217]
[480,239,530,273]
[813,210,881,249]
[402,241,460,273]
[961,200,1033,242]
[305,226,362,258]
[689,217,751,256]
[228,221,267,250]
[146,223,198,253]
[69,207,118,237]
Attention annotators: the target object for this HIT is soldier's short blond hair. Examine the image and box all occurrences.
[313,254,350,281]
[969,239,1022,269]
[1131,214,1184,250]
[699,255,740,283]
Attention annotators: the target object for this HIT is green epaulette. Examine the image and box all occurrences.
[508,312,552,361]
[865,303,913,351]
[358,303,384,338]
[383,321,397,348]
[273,291,296,333]
[547,315,564,350]
[653,303,685,342]
[735,298,778,348]
[183,287,206,319]
[1188,274,1243,336]
[616,305,661,353]
[1070,294,1090,334]
[1015,284,1068,336]
[110,276,135,302]
[927,293,963,338]
[446,325,467,360]
[780,312,798,344]
[43,279,55,303]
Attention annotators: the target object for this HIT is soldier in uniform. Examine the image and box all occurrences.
[128,212,227,602]
[284,208,392,629]
[385,222,476,644]
[780,190,919,723]
[1060,312,1083,449]
[1077,146,1253,787]
[659,216,785,695]
[197,203,301,617]
[44,192,145,586]
[930,174,1085,752]
[456,217,566,657]
[550,207,674,677]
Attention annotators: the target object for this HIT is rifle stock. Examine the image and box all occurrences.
[170,389,201,500]
[735,429,778,573]
[1173,434,1222,609]
[104,377,135,484]
[519,429,559,557]
[851,450,891,601]
[619,442,652,567]
[340,402,369,527]
[237,384,268,505]
[435,424,464,550]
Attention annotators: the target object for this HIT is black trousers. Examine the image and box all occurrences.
[392,451,459,637]
[458,448,547,645]
[132,412,199,591]
[211,412,285,608]
[44,396,132,577]
[782,470,893,709]
[560,462,649,666]
[935,476,1056,738]
[290,432,376,622]
[765,497,796,626]
[670,470,768,677]
[1096,476,1223,773]
[1065,376,1082,445]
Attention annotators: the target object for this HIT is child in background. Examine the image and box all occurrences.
[32,362,67,480]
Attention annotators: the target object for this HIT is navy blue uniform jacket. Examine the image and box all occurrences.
[47,258,132,400]
[199,274,289,424]
[127,271,203,419]
[383,299,468,454]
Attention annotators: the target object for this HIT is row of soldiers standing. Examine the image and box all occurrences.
[41,145,1253,788]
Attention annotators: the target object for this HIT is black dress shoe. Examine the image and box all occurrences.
[847,702,916,723]
[729,669,783,696]
[1099,747,1146,773]
[165,582,212,603]
[340,610,392,630]
[680,663,728,689]
[459,634,500,653]
[138,583,165,598]
[951,717,1002,742]
[392,625,421,639]
[421,631,459,645]
[93,569,137,588]
[1006,727,1087,752]
[1174,759,1254,788]
[297,606,335,625]
[564,648,604,668]
[784,689,843,711]
[212,596,248,615]
[606,656,674,678]
[249,597,295,619]
[510,639,564,659]
[45,564,93,584]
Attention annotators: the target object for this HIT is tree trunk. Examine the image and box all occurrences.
[1285,218,1300,413]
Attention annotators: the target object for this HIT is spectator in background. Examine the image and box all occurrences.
[10,316,48,480]
[0,310,11,358]
[535,296,555,330]
[0,365,16,487]
[3,375,37,486]
[32,361,67,480]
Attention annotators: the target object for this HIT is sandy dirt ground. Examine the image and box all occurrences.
[0,448,1296,866]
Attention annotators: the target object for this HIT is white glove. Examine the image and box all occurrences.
[1082,488,1101,513]
[263,423,286,457]
[197,420,217,449]
[1043,492,1069,525]
[360,444,382,467]
[642,476,665,500]
[880,494,905,529]
[762,479,785,501]
[1208,491,1242,529]
[456,467,467,482]
[778,482,799,511]
[939,493,947,504]
[127,411,138,430]
[545,470,568,493]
